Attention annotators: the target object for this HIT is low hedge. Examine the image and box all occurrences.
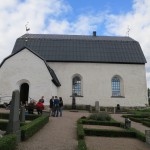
[142,121,150,127]
[77,119,87,150]
[78,139,87,150]
[0,134,17,150]
[129,128,146,142]
[88,113,111,121]
[84,128,136,137]
[77,123,85,140]
[0,121,28,131]
[0,113,9,119]
[21,115,49,140]
[81,119,122,127]
[0,112,39,120]
[25,114,39,120]
[0,121,8,130]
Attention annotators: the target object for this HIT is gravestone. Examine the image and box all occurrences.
[145,130,150,145]
[95,101,100,112]
[6,90,21,143]
[125,118,131,129]
[20,106,25,122]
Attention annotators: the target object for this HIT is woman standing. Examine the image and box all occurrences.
[59,97,63,117]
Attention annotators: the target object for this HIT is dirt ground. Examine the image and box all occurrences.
[86,136,150,150]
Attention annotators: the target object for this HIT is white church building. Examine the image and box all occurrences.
[0,32,148,107]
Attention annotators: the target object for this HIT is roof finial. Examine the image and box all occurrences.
[126,25,130,37]
[25,22,30,33]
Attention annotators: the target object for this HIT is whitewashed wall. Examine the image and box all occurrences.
[0,49,57,105]
[48,62,148,107]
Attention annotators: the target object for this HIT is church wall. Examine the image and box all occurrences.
[0,49,57,105]
[48,62,148,107]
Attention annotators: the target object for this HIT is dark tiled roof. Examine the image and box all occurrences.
[12,34,147,64]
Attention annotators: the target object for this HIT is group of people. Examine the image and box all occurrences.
[27,96,45,115]
[49,96,63,117]
[27,96,63,116]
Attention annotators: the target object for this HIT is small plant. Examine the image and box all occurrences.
[88,112,111,121]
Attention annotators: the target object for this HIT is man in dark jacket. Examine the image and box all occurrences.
[49,96,54,116]
[53,96,59,117]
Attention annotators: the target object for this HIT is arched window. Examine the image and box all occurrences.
[72,75,82,96]
[112,75,124,97]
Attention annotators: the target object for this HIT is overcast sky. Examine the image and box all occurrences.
[0,0,150,87]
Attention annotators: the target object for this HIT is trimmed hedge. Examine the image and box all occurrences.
[78,139,87,150]
[81,119,122,127]
[0,121,28,131]
[0,134,17,150]
[77,123,85,140]
[25,114,39,120]
[77,119,87,150]
[0,113,9,119]
[88,113,111,121]
[0,121,8,130]
[0,112,39,121]
[129,128,146,142]
[21,115,49,140]
[84,128,136,137]
[142,121,150,127]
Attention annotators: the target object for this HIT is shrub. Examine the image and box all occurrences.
[84,128,136,137]
[25,114,39,120]
[0,113,9,119]
[21,115,49,140]
[0,121,8,130]
[77,123,85,140]
[0,134,17,150]
[88,112,111,121]
[78,139,87,150]
[82,119,121,127]
[129,128,146,142]
[142,121,150,127]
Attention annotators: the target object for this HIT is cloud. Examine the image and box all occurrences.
[0,0,71,61]
[0,0,106,62]
[105,0,150,87]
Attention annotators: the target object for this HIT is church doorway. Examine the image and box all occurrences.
[20,83,29,105]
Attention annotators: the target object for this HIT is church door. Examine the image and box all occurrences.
[20,83,29,105]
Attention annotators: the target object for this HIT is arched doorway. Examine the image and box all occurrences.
[20,83,29,105]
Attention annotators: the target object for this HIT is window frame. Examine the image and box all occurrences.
[72,74,83,97]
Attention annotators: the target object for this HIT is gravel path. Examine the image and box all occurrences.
[86,136,150,150]
[1,108,150,150]
[17,111,89,150]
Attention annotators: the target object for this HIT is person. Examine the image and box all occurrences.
[53,96,59,117]
[49,96,54,116]
[27,100,35,114]
[39,96,45,103]
[59,97,63,117]
[36,100,44,115]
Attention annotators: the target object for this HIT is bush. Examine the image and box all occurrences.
[77,123,85,140]
[25,114,39,120]
[78,139,87,150]
[21,115,49,140]
[82,119,121,127]
[129,128,146,142]
[0,113,9,119]
[142,121,150,127]
[84,128,136,137]
[88,112,111,121]
[0,134,17,150]
[0,121,8,130]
